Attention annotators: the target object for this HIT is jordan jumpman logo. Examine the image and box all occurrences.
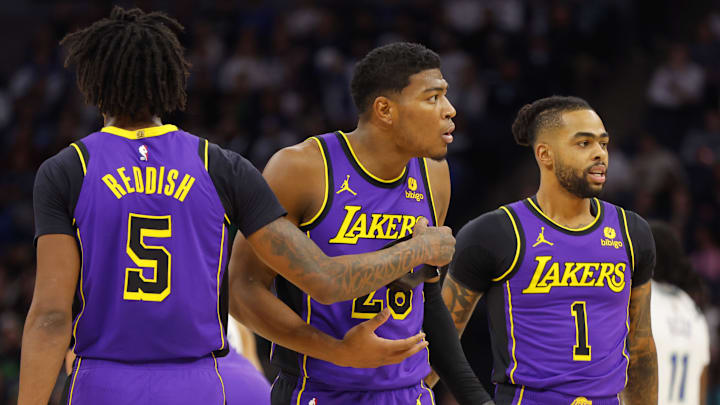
[532,226,554,247]
[336,175,357,196]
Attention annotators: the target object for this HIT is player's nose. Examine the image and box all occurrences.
[443,96,456,119]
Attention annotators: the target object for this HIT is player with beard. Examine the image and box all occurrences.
[441,96,658,404]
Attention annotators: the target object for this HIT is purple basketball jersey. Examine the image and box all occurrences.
[72,125,229,362]
[271,131,436,392]
[495,198,632,398]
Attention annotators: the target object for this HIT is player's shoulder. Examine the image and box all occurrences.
[37,143,85,179]
[456,206,515,246]
[264,137,325,181]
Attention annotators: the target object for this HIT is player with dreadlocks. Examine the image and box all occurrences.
[18,7,455,405]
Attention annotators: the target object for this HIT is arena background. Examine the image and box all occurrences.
[1,1,719,404]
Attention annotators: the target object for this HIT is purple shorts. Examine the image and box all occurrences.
[271,372,435,405]
[495,384,621,405]
[64,356,225,405]
[218,349,271,405]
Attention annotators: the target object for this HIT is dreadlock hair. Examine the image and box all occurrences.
[350,42,440,115]
[511,96,592,147]
[60,6,190,119]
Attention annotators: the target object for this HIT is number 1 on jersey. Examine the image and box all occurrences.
[124,213,172,302]
[571,301,591,361]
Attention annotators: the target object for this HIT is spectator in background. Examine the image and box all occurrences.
[650,221,710,405]
[647,44,705,148]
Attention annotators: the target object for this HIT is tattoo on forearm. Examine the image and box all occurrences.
[259,219,433,301]
[443,276,481,335]
[623,283,658,405]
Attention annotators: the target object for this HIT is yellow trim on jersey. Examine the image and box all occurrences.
[420,379,436,405]
[72,226,86,351]
[212,353,227,404]
[422,158,438,225]
[216,223,226,351]
[517,385,525,404]
[101,124,179,139]
[493,206,521,282]
[224,214,231,225]
[526,197,602,232]
[296,293,312,405]
[620,208,635,271]
[619,208,634,385]
[203,139,209,171]
[68,357,82,405]
[622,294,631,387]
[300,137,329,227]
[70,143,87,175]
[507,281,518,384]
[338,131,406,183]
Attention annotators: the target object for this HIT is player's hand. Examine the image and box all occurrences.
[411,217,455,266]
[336,308,428,368]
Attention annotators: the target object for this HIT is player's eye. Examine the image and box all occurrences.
[600,142,608,149]
[428,95,438,103]
[578,141,589,147]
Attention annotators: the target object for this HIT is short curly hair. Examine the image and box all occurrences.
[511,96,592,147]
[350,42,440,114]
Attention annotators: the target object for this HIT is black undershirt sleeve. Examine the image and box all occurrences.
[625,210,655,287]
[33,146,85,242]
[206,142,286,237]
[448,209,518,293]
[423,281,494,404]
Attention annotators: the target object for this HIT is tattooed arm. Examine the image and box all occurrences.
[621,282,658,404]
[425,274,483,387]
[247,211,451,304]
[443,274,484,336]
[242,140,454,305]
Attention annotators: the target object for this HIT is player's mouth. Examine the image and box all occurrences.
[587,164,606,184]
[441,124,455,144]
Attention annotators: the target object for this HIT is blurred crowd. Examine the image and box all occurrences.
[1,0,719,404]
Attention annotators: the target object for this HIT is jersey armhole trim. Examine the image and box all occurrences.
[299,137,333,230]
[200,138,232,226]
[419,158,438,225]
[619,208,635,272]
[70,141,89,175]
[492,206,522,282]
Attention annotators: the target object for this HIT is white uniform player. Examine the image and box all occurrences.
[652,280,710,405]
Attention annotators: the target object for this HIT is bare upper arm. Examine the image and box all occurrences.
[262,138,326,225]
[32,234,81,316]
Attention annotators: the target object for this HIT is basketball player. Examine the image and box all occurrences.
[229,42,493,404]
[18,9,455,405]
[649,222,709,405]
[442,96,658,404]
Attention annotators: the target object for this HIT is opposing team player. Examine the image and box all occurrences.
[442,96,658,404]
[650,221,710,405]
[230,42,493,405]
[18,9,455,405]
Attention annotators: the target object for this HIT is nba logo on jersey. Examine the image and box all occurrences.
[139,145,149,161]
[308,398,317,405]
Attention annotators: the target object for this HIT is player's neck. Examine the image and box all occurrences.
[104,115,163,131]
[535,176,594,229]
[343,124,412,181]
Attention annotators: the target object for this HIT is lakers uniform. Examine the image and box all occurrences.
[449,197,655,405]
[270,131,437,405]
[33,125,285,404]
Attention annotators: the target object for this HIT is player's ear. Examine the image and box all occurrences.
[372,96,394,126]
[535,142,553,169]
